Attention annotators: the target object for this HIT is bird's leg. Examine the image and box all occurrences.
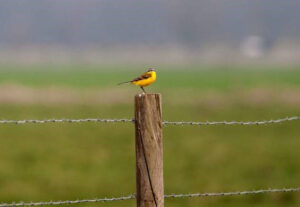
[140,86,146,93]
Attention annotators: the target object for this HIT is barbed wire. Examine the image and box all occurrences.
[0,118,134,124]
[164,187,300,198]
[1,187,299,207]
[0,195,136,207]
[162,116,299,126]
[0,116,298,126]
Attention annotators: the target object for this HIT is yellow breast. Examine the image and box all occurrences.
[132,71,156,87]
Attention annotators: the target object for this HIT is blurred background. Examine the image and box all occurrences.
[0,1,299,207]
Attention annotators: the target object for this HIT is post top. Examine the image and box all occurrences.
[135,93,161,98]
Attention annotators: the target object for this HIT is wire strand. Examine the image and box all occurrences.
[0,118,134,124]
[0,116,298,125]
[164,187,300,198]
[162,116,299,126]
[1,187,299,207]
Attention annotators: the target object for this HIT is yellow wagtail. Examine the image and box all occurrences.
[118,68,156,93]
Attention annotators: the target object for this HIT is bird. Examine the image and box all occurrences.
[118,68,156,93]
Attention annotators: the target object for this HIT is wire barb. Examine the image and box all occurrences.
[0,116,298,126]
[0,187,299,207]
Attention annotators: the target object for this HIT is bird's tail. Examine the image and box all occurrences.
[117,81,131,85]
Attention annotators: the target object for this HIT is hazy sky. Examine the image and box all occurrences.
[0,0,300,48]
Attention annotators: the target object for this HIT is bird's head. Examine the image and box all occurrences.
[147,68,155,72]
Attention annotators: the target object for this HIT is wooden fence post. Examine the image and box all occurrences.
[135,93,164,207]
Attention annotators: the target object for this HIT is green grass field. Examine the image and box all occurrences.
[0,65,299,207]
[1,65,300,89]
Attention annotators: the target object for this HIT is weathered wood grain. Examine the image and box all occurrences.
[135,93,163,207]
